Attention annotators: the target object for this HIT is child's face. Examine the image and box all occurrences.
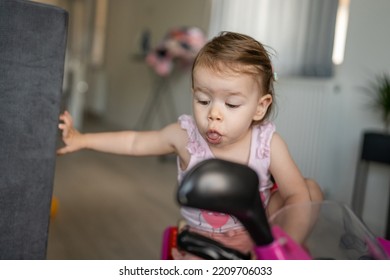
[192,66,272,148]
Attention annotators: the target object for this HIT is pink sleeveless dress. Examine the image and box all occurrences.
[173,115,275,259]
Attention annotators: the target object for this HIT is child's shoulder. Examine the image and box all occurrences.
[160,121,189,149]
[161,120,191,163]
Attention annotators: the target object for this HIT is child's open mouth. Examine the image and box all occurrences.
[206,130,222,144]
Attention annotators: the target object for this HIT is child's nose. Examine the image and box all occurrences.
[208,106,223,121]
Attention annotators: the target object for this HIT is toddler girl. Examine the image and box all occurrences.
[58,31,323,259]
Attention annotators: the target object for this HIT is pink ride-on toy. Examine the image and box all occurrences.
[162,159,390,260]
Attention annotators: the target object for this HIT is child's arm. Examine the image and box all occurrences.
[57,110,185,156]
[269,133,311,204]
[268,133,312,243]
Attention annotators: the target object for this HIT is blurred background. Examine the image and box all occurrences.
[32,0,390,259]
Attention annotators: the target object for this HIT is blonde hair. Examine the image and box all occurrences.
[192,31,275,122]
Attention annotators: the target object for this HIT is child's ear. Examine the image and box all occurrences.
[253,94,272,121]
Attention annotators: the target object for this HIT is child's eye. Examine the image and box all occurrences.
[198,100,210,105]
[226,103,240,108]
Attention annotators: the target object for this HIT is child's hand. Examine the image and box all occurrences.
[57,110,83,155]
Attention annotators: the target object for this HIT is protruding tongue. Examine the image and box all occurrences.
[206,131,222,144]
[207,132,220,140]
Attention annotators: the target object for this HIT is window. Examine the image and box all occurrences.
[332,0,350,65]
[209,0,347,77]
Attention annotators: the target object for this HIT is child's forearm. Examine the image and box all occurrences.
[58,122,179,156]
[80,131,135,155]
[280,192,312,244]
[57,110,135,155]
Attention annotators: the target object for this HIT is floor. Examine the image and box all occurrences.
[46,117,181,260]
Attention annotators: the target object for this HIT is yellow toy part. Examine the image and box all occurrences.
[50,196,59,219]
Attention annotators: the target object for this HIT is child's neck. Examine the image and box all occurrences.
[209,128,252,166]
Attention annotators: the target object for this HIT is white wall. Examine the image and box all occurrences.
[276,0,390,236]
[335,0,390,235]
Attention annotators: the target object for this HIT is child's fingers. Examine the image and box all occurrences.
[58,123,69,137]
[59,110,73,127]
[57,146,70,155]
[58,143,78,155]
[56,147,64,155]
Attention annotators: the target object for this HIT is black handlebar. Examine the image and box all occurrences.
[177,229,251,260]
[177,159,274,246]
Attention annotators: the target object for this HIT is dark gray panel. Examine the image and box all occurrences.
[0,0,68,259]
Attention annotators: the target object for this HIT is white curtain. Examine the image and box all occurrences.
[208,0,338,77]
